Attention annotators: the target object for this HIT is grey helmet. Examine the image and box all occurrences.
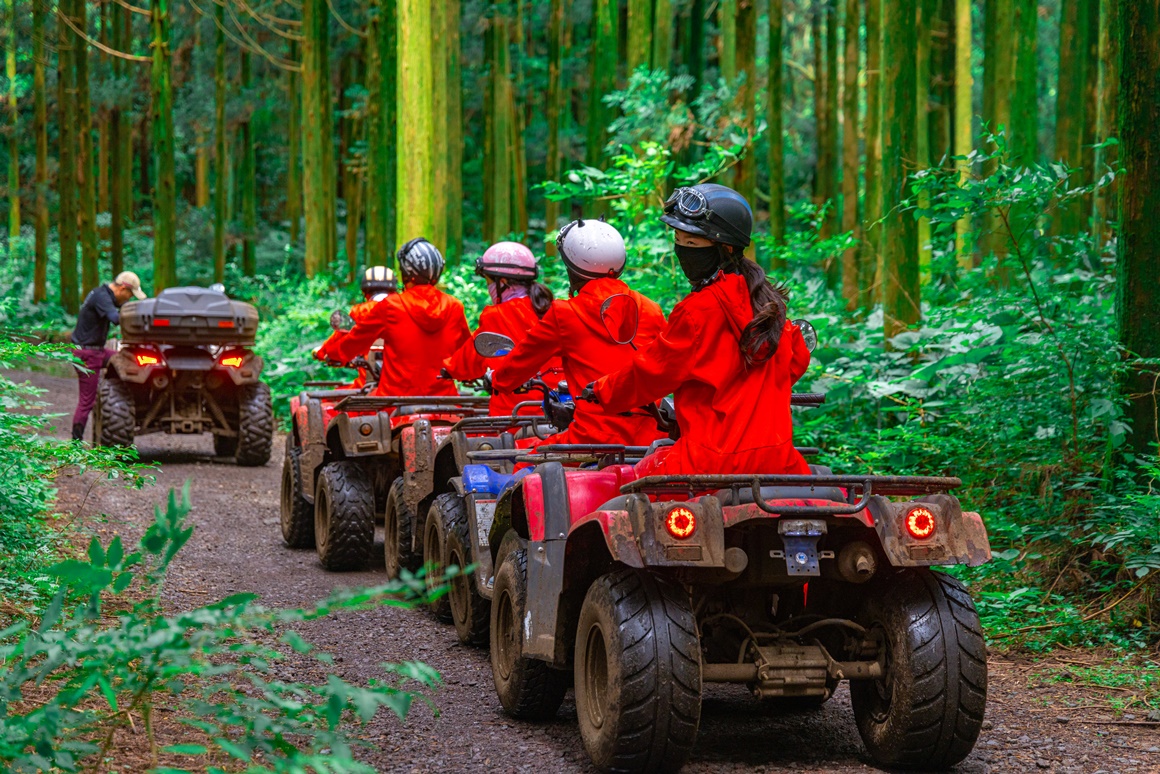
[397,238,445,285]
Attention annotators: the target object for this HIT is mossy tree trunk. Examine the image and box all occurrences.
[109,0,126,275]
[864,0,883,305]
[445,0,462,261]
[586,0,617,167]
[952,0,972,271]
[6,0,18,241]
[1010,0,1038,164]
[1093,0,1119,246]
[75,0,99,295]
[627,0,652,73]
[1116,0,1160,455]
[766,0,785,255]
[652,0,673,73]
[915,0,933,284]
[118,4,132,226]
[1054,0,1091,237]
[430,2,447,253]
[545,0,564,240]
[365,0,395,265]
[395,0,434,243]
[151,0,176,290]
[33,0,47,300]
[286,40,301,250]
[732,0,757,212]
[302,0,335,275]
[240,50,256,277]
[213,0,226,282]
[839,0,859,308]
[58,0,77,312]
[823,0,838,245]
[484,0,515,241]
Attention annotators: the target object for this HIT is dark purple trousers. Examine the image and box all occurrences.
[73,347,113,426]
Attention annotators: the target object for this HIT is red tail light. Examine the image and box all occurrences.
[135,352,161,367]
[152,318,170,327]
[905,507,936,540]
[220,355,244,368]
[217,320,235,328]
[665,506,697,540]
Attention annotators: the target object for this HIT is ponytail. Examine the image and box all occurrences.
[727,249,788,368]
[529,281,555,318]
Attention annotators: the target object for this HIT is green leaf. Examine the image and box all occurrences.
[162,744,209,755]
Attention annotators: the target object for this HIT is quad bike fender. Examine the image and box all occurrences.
[519,462,571,664]
[332,410,393,457]
[400,420,453,517]
[106,349,155,384]
[868,493,992,567]
[219,350,263,385]
[299,397,327,504]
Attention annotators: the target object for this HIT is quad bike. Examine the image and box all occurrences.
[281,311,489,572]
[473,314,992,773]
[94,285,273,466]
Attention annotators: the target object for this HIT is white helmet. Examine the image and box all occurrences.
[556,219,626,281]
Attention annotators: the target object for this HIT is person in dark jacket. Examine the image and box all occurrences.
[70,271,147,440]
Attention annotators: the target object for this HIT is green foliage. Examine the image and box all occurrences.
[0,485,441,773]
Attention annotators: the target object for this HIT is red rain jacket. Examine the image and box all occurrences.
[314,298,384,388]
[594,272,811,476]
[443,296,564,418]
[327,285,471,397]
[492,277,667,446]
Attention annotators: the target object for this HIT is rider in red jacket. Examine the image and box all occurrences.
[592,184,812,477]
[323,238,471,397]
[442,242,563,417]
[315,265,398,389]
[491,220,666,447]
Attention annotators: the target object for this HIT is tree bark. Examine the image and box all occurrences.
[213,0,226,282]
[33,0,47,300]
[109,0,125,274]
[952,0,972,271]
[430,1,447,253]
[118,3,132,226]
[839,0,859,308]
[485,0,514,241]
[446,0,462,261]
[812,4,826,211]
[685,0,704,100]
[864,0,883,305]
[652,0,673,74]
[732,0,757,210]
[7,0,19,241]
[1116,0,1160,456]
[916,0,933,284]
[75,0,99,295]
[1093,0,1119,246]
[586,0,617,167]
[151,0,176,290]
[286,40,301,249]
[302,0,335,275]
[1010,0,1038,165]
[627,0,652,72]
[1054,0,1090,236]
[58,0,78,312]
[719,0,736,84]
[240,50,256,277]
[364,1,387,264]
[766,0,785,255]
[823,0,838,246]
[882,0,920,344]
[545,0,564,240]
[396,0,434,243]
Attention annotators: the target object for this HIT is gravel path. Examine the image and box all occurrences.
[18,367,1160,774]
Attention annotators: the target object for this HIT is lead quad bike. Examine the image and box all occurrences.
[94,285,273,466]
[281,311,489,572]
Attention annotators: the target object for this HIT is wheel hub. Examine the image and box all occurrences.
[495,589,518,682]
[583,623,610,730]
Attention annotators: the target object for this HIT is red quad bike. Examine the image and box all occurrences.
[479,327,993,773]
[280,311,489,572]
[94,285,273,466]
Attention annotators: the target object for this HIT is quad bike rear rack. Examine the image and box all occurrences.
[330,394,490,413]
[621,474,962,516]
[451,415,542,433]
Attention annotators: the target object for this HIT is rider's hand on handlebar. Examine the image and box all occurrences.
[578,382,599,403]
[438,367,453,380]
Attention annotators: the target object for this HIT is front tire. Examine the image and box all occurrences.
[441,493,490,646]
[313,462,375,571]
[384,477,420,578]
[574,569,701,774]
[423,500,452,622]
[280,441,314,549]
[850,569,987,770]
[490,543,569,720]
[96,377,135,448]
[235,382,273,467]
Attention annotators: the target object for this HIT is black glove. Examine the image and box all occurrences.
[578,382,599,403]
[438,367,453,380]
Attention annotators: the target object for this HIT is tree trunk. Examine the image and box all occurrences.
[685,0,704,100]
[6,0,19,241]
[1116,0,1160,456]
[97,1,109,216]
[823,0,838,245]
[545,0,564,240]
[365,0,395,265]
[1054,0,1090,236]
[109,0,126,274]
[512,1,527,236]
[446,0,462,261]
[732,0,757,211]
[302,0,335,275]
[1010,0,1038,164]
[118,3,132,226]
[240,50,256,277]
[1080,0,1100,191]
[430,2,447,253]
[213,0,226,282]
[627,0,652,72]
[766,0,785,255]
[916,0,932,284]
[151,0,176,290]
[864,0,883,305]
[839,0,859,308]
[74,0,99,295]
[652,0,673,74]
[286,40,301,249]
[485,0,514,241]
[981,0,1014,276]
[1093,0,1119,246]
[396,0,434,243]
[812,4,826,211]
[882,0,920,344]
[719,0,736,84]
[33,0,47,300]
[194,13,208,210]
[58,0,78,312]
[586,0,617,167]
[952,0,972,271]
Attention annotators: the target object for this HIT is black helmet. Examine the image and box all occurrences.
[397,237,445,285]
[361,265,398,295]
[660,183,753,248]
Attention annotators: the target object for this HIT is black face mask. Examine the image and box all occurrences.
[674,243,721,285]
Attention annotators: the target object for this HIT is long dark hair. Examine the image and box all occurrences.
[720,246,789,368]
[501,278,555,318]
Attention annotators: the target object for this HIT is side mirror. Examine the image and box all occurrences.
[792,319,818,352]
[600,293,640,346]
[474,331,516,358]
[330,310,354,332]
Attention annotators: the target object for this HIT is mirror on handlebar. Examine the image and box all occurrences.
[792,319,818,352]
[330,310,355,332]
[600,293,640,346]
[474,331,516,358]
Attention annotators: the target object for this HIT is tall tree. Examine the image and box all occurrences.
[652,0,673,72]
[1010,0,1038,164]
[74,0,99,295]
[586,0,617,167]
[627,0,652,72]
[97,0,108,214]
[915,0,932,282]
[839,0,859,307]
[301,0,335,275]
[1054,0,1091,236]
[193,18,208,209]
[6,0,18,241]
[240,50,256,276]
[109,0,126,275]
[32,0,47,300]
[430,1,447,253]
[445,0,462,261]
[981,0,1014,272]
[396,0,434,242]
[952,0,972,270]
[864,0,883,304]
[685,0,705,99]
[364,0,395,264]
[58,0,78,312]
[117,4,132,227]
[1116,0,1160,455]
[823,0,838,242]
[286,40,301,250]
[151,0,176,290]
[545,0,564,238]
[882,0,919,343]
[484,0,515,240]
[732,0,757,210]
[213,0,226,282]
[719,0,736,84]
[1093,0,1119,244]
[766,0,785,253]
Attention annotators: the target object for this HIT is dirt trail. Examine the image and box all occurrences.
[19,368,1160,773]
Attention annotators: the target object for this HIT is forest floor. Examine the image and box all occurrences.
[17,367,1160,774]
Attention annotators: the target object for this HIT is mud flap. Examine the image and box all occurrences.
[468,494,497,594]
[523,462,569,664]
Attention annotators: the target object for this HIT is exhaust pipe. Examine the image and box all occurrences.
[837,541,878,583]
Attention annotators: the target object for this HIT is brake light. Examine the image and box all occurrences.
[152,318,170,327]
[905,506,936,540]
[665,506,697,540]
[135,352,161,366]
[217,320,235,328]
[221,355,244,368]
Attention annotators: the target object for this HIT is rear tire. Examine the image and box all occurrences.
[313,462,374,571]
[850,569,987,770]
[423,500,452,622]
[384,477,421,578]
[95,378,135,448]
[490,544,569,720]
[213,434,238,458]
[575,569,701,774]
[235,382,273,467]
[441,493,490,646]
[280,441,314,549]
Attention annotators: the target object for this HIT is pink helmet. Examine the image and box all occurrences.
[476,241,538,281]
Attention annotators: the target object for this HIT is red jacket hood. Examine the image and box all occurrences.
[399,285,462,333]
[705,273,754,343]
[570,277,635,341]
